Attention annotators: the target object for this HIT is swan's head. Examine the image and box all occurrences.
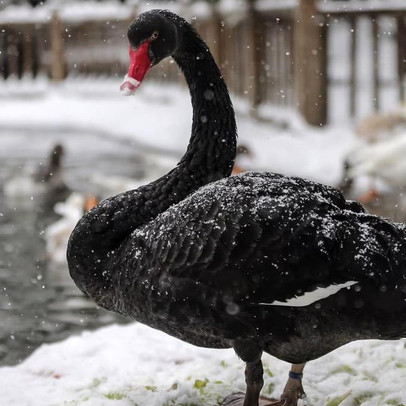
[120,10,179,95]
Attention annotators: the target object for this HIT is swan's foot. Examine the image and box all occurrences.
[220,366,307,406]
[221,392,277,406]
[276,370,306,406]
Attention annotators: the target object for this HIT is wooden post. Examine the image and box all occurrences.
[270,22,280,106]
[372,16,379,111]
[277,22,288,106]
[32,28,39,78]
[16,33,24,79]
[294,0,328,126]
[205,6,222,67]
[221,23,234,91]
[271,22,280,105]
[23,27,34,78]
[245,0,263,114]
[397,15,406,102]
[349,16,357,118]
[0,28,9,79]
[256,18,266,106]
[262,21,271,104]
[287,21,295,106]
[50,10,66,81]
[7,29,19,78]
[216,13,227,75]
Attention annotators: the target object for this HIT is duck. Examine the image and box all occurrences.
[3,143,71,209]
[232,144,253,175]
[339,106,406,203]
[67,10,406,406]
[45,193,99,264]
[339,132,406,204]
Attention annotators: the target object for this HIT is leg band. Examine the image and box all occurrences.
[289,371,303,380]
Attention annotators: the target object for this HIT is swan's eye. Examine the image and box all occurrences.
[150,31,159,40]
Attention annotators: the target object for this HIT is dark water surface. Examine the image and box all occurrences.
[0,127,167,366]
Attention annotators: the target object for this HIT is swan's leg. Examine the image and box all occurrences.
[222,340,275,406]
[243,358,264,406]
[221,361,306,406]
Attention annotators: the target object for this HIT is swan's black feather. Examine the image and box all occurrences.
[104,171,406,360]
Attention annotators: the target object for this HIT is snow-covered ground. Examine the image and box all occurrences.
[0,77,404,405]
[1,322,406,406]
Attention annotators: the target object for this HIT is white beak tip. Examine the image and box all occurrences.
[120,75,140,96]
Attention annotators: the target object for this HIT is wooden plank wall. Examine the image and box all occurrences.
[1,2,405,126]
[322,9,406,119]
[0,23,47,79]
[0,9,296,115]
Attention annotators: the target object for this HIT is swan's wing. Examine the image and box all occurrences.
[137,172,405,312]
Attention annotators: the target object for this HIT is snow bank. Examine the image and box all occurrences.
[0,322,405,405]
[256,0,298,12]
[0,78,353,188]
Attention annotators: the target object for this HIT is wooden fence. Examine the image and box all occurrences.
[1,0,406,126]
[321,4,406,120]
[0,23,45,80]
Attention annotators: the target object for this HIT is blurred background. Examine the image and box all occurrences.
[1,0,406,369]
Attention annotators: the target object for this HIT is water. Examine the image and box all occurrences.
[0,127,173,366]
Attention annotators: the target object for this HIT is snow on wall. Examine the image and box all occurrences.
[0,0,303,26]
[319,0,406,13]
[0,1,214,25]
[0,4,51,24]
[256,0,298,12]
[2,0,406,26]
[0,2,134,24]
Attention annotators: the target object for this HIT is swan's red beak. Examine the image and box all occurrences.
[120,42,152,95]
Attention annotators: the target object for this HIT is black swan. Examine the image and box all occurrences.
[67,10,406,406]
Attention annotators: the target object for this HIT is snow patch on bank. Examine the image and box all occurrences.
[0,78,353,188]
[0,323,406,405]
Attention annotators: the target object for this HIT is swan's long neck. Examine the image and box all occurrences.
[67,20,237,306]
